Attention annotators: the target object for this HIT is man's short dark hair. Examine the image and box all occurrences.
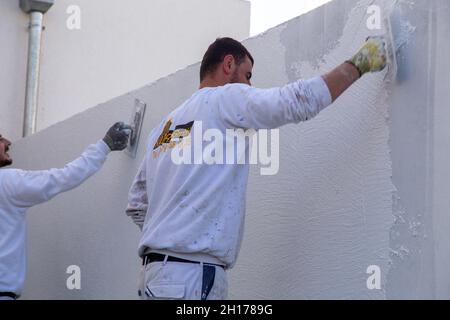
[200,37,254,81]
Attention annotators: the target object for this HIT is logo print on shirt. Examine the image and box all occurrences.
[153,120,194,158]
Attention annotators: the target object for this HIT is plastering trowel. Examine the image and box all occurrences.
[382,7,400,80]
[125,99,147,158]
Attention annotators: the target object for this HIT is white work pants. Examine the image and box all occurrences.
[139,260,228,300]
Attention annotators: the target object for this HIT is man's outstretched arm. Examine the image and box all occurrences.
[217,36,388,130]
[323,36,387,102]
[322,62,360,102]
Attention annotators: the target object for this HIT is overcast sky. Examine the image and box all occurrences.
[249,0,332,36]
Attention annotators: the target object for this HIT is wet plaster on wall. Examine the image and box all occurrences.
[229,0,396,299]
[386,0,448,299]
[281,0,352,80]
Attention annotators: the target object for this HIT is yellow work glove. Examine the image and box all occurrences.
[347,36,387,77]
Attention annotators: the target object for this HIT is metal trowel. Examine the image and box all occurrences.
[125,99,147,158]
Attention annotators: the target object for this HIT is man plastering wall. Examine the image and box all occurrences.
[126,36,387,300]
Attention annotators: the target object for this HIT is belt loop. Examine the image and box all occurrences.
[163,254,169,265]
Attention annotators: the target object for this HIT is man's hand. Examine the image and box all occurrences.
[103,122,132,151]
[348,36,387,76]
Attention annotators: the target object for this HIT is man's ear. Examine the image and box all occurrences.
[222,54,235,76]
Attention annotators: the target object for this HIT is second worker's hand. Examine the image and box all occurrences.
[103,122,132,151]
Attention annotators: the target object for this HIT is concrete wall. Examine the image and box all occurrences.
[0,0,250,141]
[8,0,450,299]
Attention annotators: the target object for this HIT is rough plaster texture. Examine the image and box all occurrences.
[386,0,450,299]
[7,0,450,299]
[232,0,395,299]
[0,0,250,141]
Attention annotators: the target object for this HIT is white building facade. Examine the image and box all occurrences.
[0,0,250,140]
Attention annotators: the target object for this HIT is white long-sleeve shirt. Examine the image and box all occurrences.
[0,140,110,296]
[127,77,332,268]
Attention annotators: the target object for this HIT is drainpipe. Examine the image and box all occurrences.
[20,0,54,137]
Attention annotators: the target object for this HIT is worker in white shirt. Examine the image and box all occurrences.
[0,122,131,300]
[126,37,387,300]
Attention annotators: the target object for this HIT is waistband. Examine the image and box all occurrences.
[142,248,227,268]
[142,252,225,270]
[0,292,18,299]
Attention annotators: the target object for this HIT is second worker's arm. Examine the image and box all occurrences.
[2,122,131,208]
